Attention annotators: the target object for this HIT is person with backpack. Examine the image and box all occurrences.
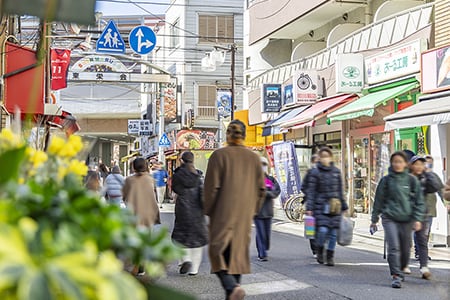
[301,154,319,258]
[409,155,443,279]
[371,151,425,289]
[171,151,208,276]
[305,147,347,267]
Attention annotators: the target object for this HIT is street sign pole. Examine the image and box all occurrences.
[158,83,165,163]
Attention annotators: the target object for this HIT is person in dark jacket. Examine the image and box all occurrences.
[305,147,347,267]
[409,155,443,279]
[254,157,281,261]
[301,154,319,258]
[171,151,208,276]
[371,151,425,289]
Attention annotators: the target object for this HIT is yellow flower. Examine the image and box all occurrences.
[68,135,83,153]
[27,148,48,168]
[0,128,23,148]
[48,136,65,155]
[58,144,77,158]
[67,160,88,177]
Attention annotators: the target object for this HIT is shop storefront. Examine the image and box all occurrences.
[328,79,421,214]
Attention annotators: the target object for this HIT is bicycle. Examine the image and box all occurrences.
[283,193,305,222]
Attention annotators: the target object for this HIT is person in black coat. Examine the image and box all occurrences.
[301,154,319,258]
[305,147,348,266]
[254,157,281,261]
[171,151,208,276]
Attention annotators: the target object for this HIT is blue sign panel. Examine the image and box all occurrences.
[159,133,171,147]
[96,20,126,54]
[129,26,157,55]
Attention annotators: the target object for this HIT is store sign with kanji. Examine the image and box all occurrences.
[336,53,364,93]
[365,39,427,84]
[261,84,282,113]
[128,119,151,136]
[293,70,318,105]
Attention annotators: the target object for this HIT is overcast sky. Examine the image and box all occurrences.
[96,0,170,16]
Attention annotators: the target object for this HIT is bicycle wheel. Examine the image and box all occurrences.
[285,196,304,222]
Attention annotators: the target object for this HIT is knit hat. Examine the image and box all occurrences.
[181,151,194,163]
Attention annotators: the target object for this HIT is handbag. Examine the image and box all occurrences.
[338,216,354,246]
[304,215,316,239]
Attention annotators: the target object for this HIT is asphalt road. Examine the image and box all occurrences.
[156,212,450,300]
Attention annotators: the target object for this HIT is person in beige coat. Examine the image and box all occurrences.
[444,178,450,213]
[204,120,266,300]
[122,157,161,228]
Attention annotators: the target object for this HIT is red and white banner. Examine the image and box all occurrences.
[50,49,71,90]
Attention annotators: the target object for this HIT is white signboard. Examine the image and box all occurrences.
[139,120,151,136]
[336,53,364,93]
[293,70,318,105]
[365,39,427,84]
[140,136,150,157]
[128,120,139,134]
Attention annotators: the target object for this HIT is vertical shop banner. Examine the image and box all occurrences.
[261,84,282,113]
[50,49,71,91]
[156,78,178,122]
[265,145,274,167]
[272,142,302,206]
[283,84,294,107]
[217,89,232,117]
[293,70,318,105]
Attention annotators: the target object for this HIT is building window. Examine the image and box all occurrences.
[170,19,180,48]
[245,75,251,87]
[198,15,234,44]
[197,85,217,118]
[245,57,251,70]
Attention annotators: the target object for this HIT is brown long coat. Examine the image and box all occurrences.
[444,178,450,201]
[204,145,265,274]
[122,173,160,227]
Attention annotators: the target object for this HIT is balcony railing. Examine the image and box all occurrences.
[196,106,217,120]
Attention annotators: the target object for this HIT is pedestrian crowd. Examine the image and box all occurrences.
[83,121,450,299]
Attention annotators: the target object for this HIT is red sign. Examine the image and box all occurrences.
[51,49,71,90]
[4,42,44,114]
[176,130,216,150]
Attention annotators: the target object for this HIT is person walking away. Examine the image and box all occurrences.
[254,157,280,261]
[153,161,169,209]
[105,165,126,207]
[371,151,425,288]
[409,155,443,279]
[305,147,347,267]
[98,162,110,186]
[204,120,266,300]
[171,151,208,276]
[444,177,450,212]
[301,154,319,258]
[122,158,160,275]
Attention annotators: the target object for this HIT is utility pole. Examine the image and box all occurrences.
[158,82,165,163]
[230,44,236,120]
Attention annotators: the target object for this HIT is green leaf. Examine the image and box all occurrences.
[0,263,25,290]
[17,271,53,300]
[46,266,86,300]
[0,147,26,184]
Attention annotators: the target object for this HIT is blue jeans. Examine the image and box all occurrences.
[254,218,272,258]
[414,216,433,267]
[317,226,337,251]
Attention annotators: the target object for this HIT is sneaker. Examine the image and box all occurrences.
[391,276,402,288]
[402,267,411,274]
[313,254,317,259]
[420,267,431,280]
[258,256,268,262]
[179,262,192,274]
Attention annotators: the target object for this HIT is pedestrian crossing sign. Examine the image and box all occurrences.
[96,20,126,54]
[159,133,171,147]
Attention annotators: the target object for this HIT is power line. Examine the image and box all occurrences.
[97,0,243,9]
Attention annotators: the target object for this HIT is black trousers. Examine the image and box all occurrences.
[215,244,241,299]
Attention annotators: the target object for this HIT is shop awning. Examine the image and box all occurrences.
[280,94,356,129]
[327,82,418,122]
[261,106,310,136]
[384,97,450,130]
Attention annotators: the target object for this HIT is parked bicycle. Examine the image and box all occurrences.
[283,193,305,222]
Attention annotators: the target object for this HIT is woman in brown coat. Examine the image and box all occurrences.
[444,178,450,213]
[204,120,266,300]
[122,158,160,228]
